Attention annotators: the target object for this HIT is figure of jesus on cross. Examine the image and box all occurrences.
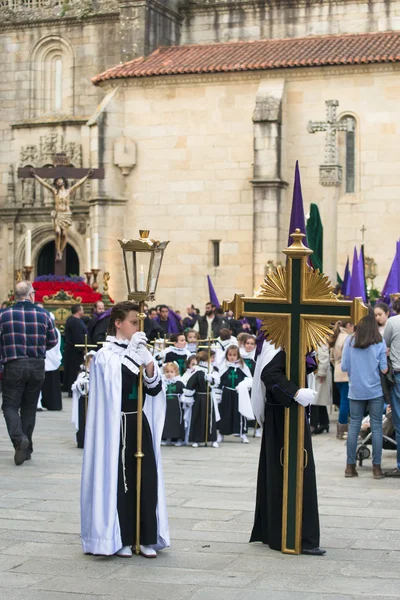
[30,167,93,261]
[18,154,104,264]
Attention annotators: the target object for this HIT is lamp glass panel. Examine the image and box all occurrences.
[149,250,163,295]
[136,251,152,294]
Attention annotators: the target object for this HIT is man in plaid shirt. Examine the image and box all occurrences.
[0,281,57,465]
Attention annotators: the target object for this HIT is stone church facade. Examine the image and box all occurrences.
[1,0,400,307]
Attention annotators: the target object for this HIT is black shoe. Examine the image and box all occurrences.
[25,451,32,461]
[302,547,326,556]
[314,425,329,435]
[14,438,29,466]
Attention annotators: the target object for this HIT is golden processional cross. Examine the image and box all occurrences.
[223,230,367,554]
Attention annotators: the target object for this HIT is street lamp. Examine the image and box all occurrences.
[118,229,169,557]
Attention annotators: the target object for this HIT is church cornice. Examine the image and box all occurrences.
[0,12,119,32]
[179,0,377,14]
[99,61,400,90]
[12,116,91,130]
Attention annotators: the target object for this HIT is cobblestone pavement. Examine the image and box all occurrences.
[0,399,399,600]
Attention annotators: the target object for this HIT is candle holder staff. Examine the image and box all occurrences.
[80,230,170,559]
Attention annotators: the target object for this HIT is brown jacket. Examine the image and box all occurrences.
[330,328,349,383]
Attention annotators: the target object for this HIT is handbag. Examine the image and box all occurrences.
[386,357,395,385]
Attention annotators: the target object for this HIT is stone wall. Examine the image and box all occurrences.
[180,0,400,45]
[99,63,400,308]
[106,77,259,307]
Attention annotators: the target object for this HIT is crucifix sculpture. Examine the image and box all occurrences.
[223,229,367,554]
[18,154,104,264]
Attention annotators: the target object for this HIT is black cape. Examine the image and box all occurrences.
[88,315,110,347]
[41,370,62,411]
[250,351,320,551]
[63,316,87,394]
[162,379,185,440]
[185,368,217,443]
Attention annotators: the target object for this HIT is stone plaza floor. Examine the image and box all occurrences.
[0,398,400,600]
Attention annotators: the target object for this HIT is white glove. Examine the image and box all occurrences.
[204,373,214,383]
[295,388,318,407]
[134,344,153,367]
[128,331,148,350]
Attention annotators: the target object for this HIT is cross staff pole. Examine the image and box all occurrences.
[74,334,97,416]
[135,299,146,556]
[197,337,214,446]
[223,229,367,555]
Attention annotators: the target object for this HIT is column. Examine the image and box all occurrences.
[251,79,287,289]
[319,165,342,283]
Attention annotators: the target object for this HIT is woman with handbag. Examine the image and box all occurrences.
[341,315,388,479]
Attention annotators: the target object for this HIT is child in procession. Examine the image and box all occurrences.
[239,335,261,438]
[183,350,220,448]
[81,301,169,559]
[161,362,185,447]
[181,355,198,384]
[239,334,257,375]
[218,345,253,444]
[161,333,192,376]
[186,329,200,354]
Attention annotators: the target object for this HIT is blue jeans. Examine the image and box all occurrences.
[347,397,384,465]
[337,382,349,424]
[390,373,400,469]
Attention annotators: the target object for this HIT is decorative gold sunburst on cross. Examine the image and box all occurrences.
[223,229,368,556]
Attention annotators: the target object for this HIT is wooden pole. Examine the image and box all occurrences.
[204,335,213,447]
[135,300,146,555]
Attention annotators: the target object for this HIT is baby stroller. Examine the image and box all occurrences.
[356,409,397,466]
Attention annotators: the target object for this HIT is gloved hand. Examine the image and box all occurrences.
[135,344,154,367]
[128,331,148,351]
[295,388,318,407]
[204,373,214,383]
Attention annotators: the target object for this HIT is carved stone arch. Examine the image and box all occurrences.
[15,225,85,276]
[338,110,360,198]
[30,35,75,118]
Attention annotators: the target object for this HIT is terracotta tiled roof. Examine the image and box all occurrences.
[92,30,400,85]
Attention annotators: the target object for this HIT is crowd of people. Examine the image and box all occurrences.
[1,285,400,477]
[1,284,400,558]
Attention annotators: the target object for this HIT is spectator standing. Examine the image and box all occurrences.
[182,305,199,332]
[0,281,57,465]
[155,305,182,336]
[310,344,332,434]
[63,304,87,396]
[87,300,111,347]
[342,315,387,479]
[329,320,354,439]
[384,299,400,477]
[198,302,223,339]
[374,302,391,336]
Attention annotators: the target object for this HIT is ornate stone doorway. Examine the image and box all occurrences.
[37,241,79,277]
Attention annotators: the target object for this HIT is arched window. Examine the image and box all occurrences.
[52,56,63,112]
[339,115,357,194]
[30,36,75,118]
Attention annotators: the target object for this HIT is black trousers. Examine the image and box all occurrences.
[1,358,45,453]
[310,405,330,428]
